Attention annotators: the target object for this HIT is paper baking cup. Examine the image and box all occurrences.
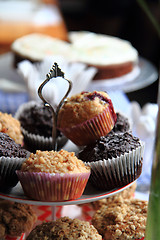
[16,171,90,201]
[58,107,116,146]
[5,233,26,240]
[0,156,28,192]
[84,141,144,191]
[15,101,68,151]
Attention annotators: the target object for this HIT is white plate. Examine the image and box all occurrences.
[0,181,136,206]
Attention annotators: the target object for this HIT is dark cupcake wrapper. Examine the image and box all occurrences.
[84,141,145,191]
[0,153,30,192]
[16,171,90,202]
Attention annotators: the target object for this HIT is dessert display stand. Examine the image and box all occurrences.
[0,62,156,224]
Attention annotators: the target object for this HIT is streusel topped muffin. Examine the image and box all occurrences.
[26,216,102,240]
[92,198,147,240]
[0,112,23,145]
[17,150,90,201]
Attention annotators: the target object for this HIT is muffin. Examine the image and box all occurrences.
[15,101,68,152]
[78,131,144,191]
[0,132,30,192]
[84,181,137,212]
[111,112,130,133]
[92,198,148,240]
[26,216,102,239]
[0,200,37,239]
[16,149,90,201]
[0,111,23,145]
[57,91,117,146]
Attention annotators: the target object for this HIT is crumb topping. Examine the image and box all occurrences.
[0,132,29,158]
[21,149,90,174]
[0,200,36,238]
[58,91,116,127]
[0,112,23,145]
[26,216,102,240]
[92,199,147,240]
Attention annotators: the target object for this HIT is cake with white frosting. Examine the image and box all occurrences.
[69,31,138,80]
[11,31,138,79]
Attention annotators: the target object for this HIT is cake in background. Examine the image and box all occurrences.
[69,31,139,80]
[11,31,139,81]
[26,216,102,239]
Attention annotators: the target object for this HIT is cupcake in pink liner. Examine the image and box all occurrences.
[78,131,144,191]
[57,91,117,146]
[92,198,148,240]
[15,101,68,152]
[16,149,90,201]
[0,132,30,192]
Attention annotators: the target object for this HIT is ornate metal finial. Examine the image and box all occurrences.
[38,62,72,151]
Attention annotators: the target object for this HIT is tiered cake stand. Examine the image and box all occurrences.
[0,61,158,223]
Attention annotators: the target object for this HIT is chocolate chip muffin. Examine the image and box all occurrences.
[78,131,144,190]
[111,112,130,133]
[92,198,147,240]
[15,101,68,152]
[0,132,30,191]
[0,200,37,239]
[26,216,102,239]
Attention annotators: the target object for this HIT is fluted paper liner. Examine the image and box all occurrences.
[16,171,90,201]
[0,156,29,191]
[84,141,145,191]
[58,106,116,146]
[15,101,68,151]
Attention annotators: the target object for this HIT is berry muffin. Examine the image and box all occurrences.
[0,112,23,145]
[78,131,144,191]
[16,149,90,201]
[92,198,147,240]
[57,91,117,146]
[0,200,37,239]
[0,132,30,191]
[26,216,102,239]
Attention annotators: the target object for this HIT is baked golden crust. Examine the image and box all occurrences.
[26,216,102,240]
[0,200,36,238]
[0,112,23,145]
[21,149,90,174]
[58,91,113,128]
[92,198,147,240]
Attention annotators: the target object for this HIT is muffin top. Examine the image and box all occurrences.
[26,216,102,240]
[21,149,90,174]
[78,132,141,162]
[0,200,37,238]
[18,102,55,138]
[58,91,116,128]
[0,112,23,145]
[92,198,147,240]
[111,112,130,133]
[0,132,29,158]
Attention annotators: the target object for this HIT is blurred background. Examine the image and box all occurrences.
[59,0,160,106]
